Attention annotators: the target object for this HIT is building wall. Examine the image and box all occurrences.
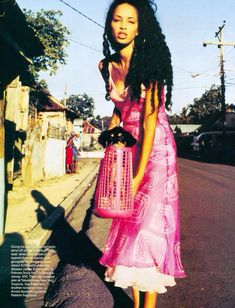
[73,119,83,134]
[44,138,66,179]
[82,133,101,148]
[22,120,45,186]
[3,79,76,186]
[18,86,30,131]
[4,78,30,184]
[39,112,67,140]
[83,121,95,134]
[4,78,21,126]
[170,124,201,134]
[0,96,5,233]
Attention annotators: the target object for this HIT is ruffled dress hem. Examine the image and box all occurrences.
[104,265,176,293]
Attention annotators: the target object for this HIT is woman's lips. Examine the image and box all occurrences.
[117,32,127,39]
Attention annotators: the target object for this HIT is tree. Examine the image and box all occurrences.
[66,93,95,119]
[100,116,112,130]
[23,9,70,82]
[168,84,228,127]
[187,84,222,124]
[38,79,49,90]
[168,114,184,125]
[180,107,190,124]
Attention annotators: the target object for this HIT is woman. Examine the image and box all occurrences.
[66,136,74,173]
[98,1,186,307]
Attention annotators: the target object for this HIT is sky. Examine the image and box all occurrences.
[17,0,235,117]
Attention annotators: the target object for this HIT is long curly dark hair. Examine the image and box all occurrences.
[102,0,173,111]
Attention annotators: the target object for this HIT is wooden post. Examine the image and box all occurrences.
[4,77,21,186]
[0,92,5,237]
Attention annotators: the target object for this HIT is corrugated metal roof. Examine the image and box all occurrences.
[0,0,44,58]
[0,0,45,89]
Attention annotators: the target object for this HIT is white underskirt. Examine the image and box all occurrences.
[104,265,176,293]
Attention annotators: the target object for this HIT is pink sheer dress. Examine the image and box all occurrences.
[99,66,186,293]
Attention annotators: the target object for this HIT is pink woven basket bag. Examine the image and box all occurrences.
[94,145,134,218]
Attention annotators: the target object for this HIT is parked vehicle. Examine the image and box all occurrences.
[175,135,194,158]
[191,131,235,162]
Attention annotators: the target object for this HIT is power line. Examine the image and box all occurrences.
[173,86,209,91]
[224,48,235,62]
[173,65,219,79]
[173,65,193,74]
[68,37,102,53]
[59,0,104,29]
[226,69,235,74]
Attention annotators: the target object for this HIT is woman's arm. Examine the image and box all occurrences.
[98,60,121,130]
[108,107,121,129]
[98,60,105,80]
[133,83,159,196]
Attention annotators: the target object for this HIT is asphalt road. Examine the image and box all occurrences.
[43,158,235,308]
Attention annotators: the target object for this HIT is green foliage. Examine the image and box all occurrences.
[187,84,222,123]
[168,114,185,125]
[169,84,223,125]
[66,93,95,119]
[38,79,49,90]
[23,9,70,80]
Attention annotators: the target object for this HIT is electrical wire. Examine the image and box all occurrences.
[224,48,235,62]
[173,86,209,91]
[173,65,219,79]
[68,37,102,53]
[173,65,193,74]
[59,0,104,29]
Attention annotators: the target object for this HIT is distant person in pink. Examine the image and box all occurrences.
[65,136,73,173]
[98,0,186,306]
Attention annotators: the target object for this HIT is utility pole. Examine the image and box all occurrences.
[203,21,235,161]
[64,83,68,106]
[0,93,5,238]
[203,21,235,129]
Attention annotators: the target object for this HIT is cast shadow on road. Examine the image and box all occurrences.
[1,120,29,308]
[31,190,133,308]
[0,233,28,308]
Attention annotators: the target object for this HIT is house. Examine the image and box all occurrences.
[16,85,78,185]
[0,0,44,90]
[73,118,83,134]
[82,120,102,148]
[0,0,44,235]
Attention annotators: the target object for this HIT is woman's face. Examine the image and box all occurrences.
[111,3,138,46]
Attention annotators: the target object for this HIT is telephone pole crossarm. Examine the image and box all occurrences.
[203,41,235,47]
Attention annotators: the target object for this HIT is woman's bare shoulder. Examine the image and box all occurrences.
[98,54,119,80]
[98,59,105,71]
[99,54,118,70]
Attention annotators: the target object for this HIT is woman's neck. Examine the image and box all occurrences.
[118,41,134,70]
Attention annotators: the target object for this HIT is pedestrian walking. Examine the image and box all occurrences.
[66,136,73,173]
[71,133,80,173]
[97,0,186,307]
[73,133,81,151]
